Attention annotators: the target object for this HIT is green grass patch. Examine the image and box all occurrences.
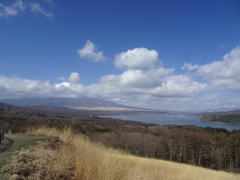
[95,128,111,133]
[18,144,29,150]
[0,154,12,170]
[32,137,60,144]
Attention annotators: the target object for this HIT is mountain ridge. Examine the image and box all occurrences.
[0,97,129,108]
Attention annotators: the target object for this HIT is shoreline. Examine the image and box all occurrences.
[199,117,240,126]
[106,115,240,130]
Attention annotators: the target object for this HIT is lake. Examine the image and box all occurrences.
[103,115,240,131]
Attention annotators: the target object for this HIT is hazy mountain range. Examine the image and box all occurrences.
[0,97,128,108]
[0,97,182,116]
[1,97,239,117]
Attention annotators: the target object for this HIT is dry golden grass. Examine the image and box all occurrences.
[3,126,239,180]
[2,141,75,180]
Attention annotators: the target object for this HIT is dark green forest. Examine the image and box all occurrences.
[211,115,240,124]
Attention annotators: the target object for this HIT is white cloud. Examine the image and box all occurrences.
[196,46,240,92]
[30,2,54,18]
[0,0,53,19]
[182,62,200,71]
[100,67,174,89]
[0,72,233,111]
[13,0,26,10]
[198,98,240,111]
[96,68,207,104]
[68,72,81,84]
[0,75,85,99]
[151,75,208,98]
[114,48,162,70]
[0,0,26,18]
[77,40,107,62]
[58,76,66,81]
[201,93,220,101]
[55,82,84,94]
[223,99,240,108]
[0,43,211,111]
[0,75,60,99]
[1,46,240,111]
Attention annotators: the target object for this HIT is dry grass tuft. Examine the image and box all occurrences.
[2,126,239,180]
[2,140,75,180]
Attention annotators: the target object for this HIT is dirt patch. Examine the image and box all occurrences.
[0,134,56,157]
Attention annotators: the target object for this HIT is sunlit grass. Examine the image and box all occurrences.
[2,126,239,180]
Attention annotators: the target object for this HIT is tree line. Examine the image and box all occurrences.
[90,126,240,173]
[2,113,240,173]
[211,115,240,124]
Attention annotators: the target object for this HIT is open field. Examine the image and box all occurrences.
[1,126,239,180]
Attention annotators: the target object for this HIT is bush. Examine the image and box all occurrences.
[95,128,111,133]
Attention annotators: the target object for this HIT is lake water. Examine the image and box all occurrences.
[103,115,240,131]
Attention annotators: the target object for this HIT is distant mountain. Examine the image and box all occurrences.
[187,107,240,113]
[0,97,184,116]
[195,108,240,117]
[0,97,127,108]
[0,102,17,109]
[227,109,240,114]
[203,107,240,112]
[199,110,240,125]
[196,107,240,125]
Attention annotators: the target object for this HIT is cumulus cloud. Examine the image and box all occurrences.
[100,67,174,89]
[0,75,60,99]
[0,44,211,111]
[114,48,162,70]
[195,46,240,92]
[55,82,84,94]
[68,72,81,84]
[181,46,240,93]
[97,69,207,101]
[151,75,208,98]
[29,2,54,18]
[77,40,107,62]
[0,0,53,19]
[1,46,240,111]
[0,75,84,99]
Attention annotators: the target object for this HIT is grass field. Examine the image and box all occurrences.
[2,126,239,180]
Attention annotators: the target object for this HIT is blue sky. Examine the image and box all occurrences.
[0,0,240,111]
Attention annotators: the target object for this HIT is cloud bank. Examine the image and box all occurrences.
[184,46,240,93]
[1,46,240,111]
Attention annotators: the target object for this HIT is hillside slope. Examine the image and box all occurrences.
[1,127,238,180]
[199,109,240,124]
